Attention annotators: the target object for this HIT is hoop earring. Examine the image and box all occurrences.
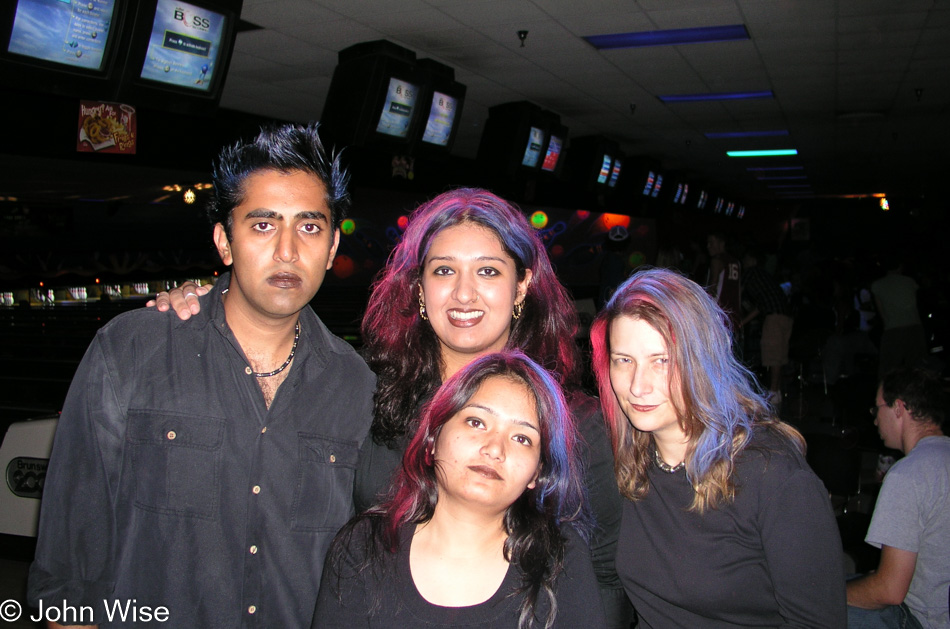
[513,300,525,320]
[419,291,428,321]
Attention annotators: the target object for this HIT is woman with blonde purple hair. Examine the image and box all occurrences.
[591,267,846,628]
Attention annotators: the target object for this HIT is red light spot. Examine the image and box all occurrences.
[397,215,409,231]
[332,255,356,279]
[594,213,631,232]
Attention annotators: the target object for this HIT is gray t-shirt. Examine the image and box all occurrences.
[866,435,950,628]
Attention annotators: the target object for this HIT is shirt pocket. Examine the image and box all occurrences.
[127,411,224,520]
[292,433,359,532]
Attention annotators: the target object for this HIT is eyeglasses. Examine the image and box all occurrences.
[869,403,887,416]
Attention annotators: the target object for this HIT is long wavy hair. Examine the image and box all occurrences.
[362,188,581,447]
[590,267,804,512]
[325,351,589,629]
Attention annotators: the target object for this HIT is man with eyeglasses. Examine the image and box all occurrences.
[847,367,950,629]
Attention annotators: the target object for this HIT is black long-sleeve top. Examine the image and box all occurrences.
[617,428,846,628]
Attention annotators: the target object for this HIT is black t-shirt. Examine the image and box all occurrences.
[313,519,607,628]
[616,428,846,628]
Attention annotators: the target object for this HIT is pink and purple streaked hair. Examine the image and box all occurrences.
[379,350,588,545]
[362,187,581,446]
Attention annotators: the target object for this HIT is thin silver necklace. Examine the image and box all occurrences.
[250,322,299,378]
[653,448,685,473]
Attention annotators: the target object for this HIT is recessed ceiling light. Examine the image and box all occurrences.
[584,24,749,50]
[659,90,773,103]
[727,149,798,157]
[705,130,788,139]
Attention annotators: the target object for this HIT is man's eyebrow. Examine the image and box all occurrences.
[243,209,279,220]
[295,210,329,222]
[241,209,329,222]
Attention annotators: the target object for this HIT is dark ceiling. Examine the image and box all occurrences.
[3,0,949,212]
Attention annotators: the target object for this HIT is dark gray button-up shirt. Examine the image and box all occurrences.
[28,275,375,628]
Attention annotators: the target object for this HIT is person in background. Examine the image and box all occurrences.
[591,267,846,628]
[313,351,606,629]
[29,123,376,628]
[847,367,949,629]
[740,247,794,408]
[871,255,927,378]
[706,231,742,335]
[152,188,630,627]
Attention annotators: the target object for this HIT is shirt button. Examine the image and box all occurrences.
[248,605,256,615]
[249,545,258,554]
[245,366,252,375]
[329,454,336,463]
[261,426,267,434]
[166,431,176,440]
[252,485,261,495]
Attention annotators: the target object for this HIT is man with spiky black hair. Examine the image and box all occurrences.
[28,123,375,629]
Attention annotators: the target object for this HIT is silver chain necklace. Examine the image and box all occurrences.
[653,448,685,473]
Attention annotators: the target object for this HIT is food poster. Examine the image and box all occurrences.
[77,100,136,153]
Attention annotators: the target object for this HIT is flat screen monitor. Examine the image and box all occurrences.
[7,0,118,71]
[651,174,663,198]
[521,126,545,168]
[376,76,420,138]
[680,183,689,204]
[697,190,708,209]
[642,171,655,195]
[608,158,622,187]
[596,154,612,184]
[137,0,227,92]
[673,184,683,204]
[714,197,724,213]
[725,201,735,216]
[420,90,458,147]
[541,134,562,172]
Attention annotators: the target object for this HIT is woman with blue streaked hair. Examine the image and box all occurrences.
[313,351,606,629]
[590,267,846,628]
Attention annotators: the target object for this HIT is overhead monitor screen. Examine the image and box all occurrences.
[421,91,458,146]
[608,158,622,187]
[541,135,562,172]
[596,154,612,184]
[521,126,545,167]
[140,0,227,92]
[376,77,419,138]
[642,171,655,195]
[651,174,663,197]
[8,0,117,71]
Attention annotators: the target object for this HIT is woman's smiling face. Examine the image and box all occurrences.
[420,222,532,377]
